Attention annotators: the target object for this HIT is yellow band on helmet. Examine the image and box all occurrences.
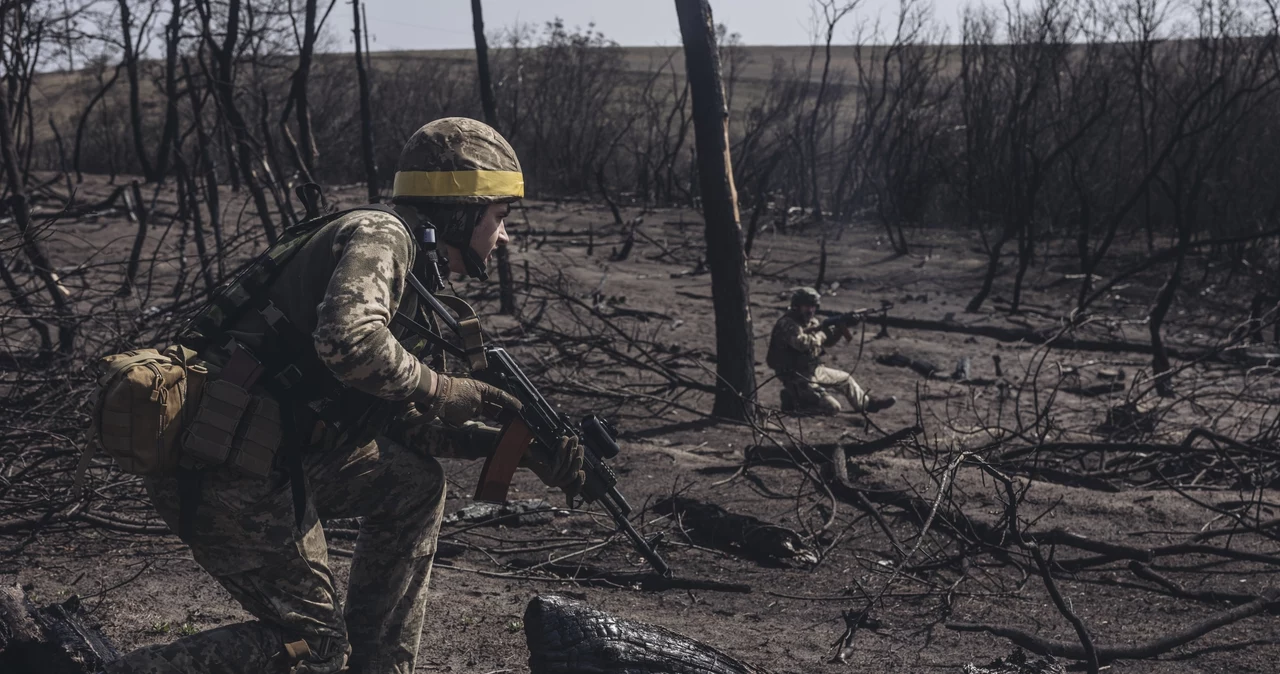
[392,170,524,199]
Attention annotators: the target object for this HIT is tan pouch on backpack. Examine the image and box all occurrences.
[75,346,206,493]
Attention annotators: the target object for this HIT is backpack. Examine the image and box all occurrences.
[74,345,206,493]
[72,205,360,492]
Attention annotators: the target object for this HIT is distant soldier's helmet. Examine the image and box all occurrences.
[392,117,523,280]
[791,287,821,307]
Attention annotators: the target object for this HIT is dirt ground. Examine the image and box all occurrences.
[4,177,1279,673]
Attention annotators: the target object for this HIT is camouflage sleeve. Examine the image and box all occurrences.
[313,212,424,400]
[388,407,499,460]
[778,315,827,356]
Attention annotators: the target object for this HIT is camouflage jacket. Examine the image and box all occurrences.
[766,311,829,378]
[226,207,432,402]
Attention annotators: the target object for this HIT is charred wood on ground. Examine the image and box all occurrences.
[653,496,817,566]
[0,584,118,674]
[524,594,768,674]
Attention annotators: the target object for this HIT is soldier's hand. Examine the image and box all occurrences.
[523,433,586,497]
[428,374,521,426]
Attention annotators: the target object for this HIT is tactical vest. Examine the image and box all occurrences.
[170,203,496,538]
[766,313,822,377]
[177,205,435,453]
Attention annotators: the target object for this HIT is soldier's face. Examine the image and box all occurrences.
[796,304,817,321]
[448,203,511,273]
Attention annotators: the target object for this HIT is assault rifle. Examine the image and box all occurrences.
[819,301,894,341]
[473,345,671,578]
[396,281,670,576]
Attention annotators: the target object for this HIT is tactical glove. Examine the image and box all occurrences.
[523,433,586,497]
[422,373,521,426]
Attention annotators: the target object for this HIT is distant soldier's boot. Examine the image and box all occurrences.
[780,389,795,412]
[864,395,897,413]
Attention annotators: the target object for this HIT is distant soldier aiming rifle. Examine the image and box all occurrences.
[766,287,896,415]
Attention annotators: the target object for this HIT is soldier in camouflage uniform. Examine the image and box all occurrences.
[766,287,896,415]
[106,118,583,674]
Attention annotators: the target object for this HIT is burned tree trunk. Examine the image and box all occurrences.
[290,0,321,176]
[471,0,499,128]
[196,0,276,242]
[0,585,119,674]
[117,180,148,295]
[181,58,222,272]
[0,69,75,359]
[352,0,378,202]
[153,0,182,182]
[653,497,817,566]
[525,595,768,674]
[675,0,758,421]
[1149,225,1189,397]
[72,65,121,183]
[116,0,154,181]
[495,245,516,314]
[471,0,515,313]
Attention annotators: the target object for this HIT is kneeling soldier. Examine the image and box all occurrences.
[106,118,582,674]
[766,287,895,416]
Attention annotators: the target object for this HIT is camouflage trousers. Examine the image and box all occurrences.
[780,365,868,415]
[107,435,447,674]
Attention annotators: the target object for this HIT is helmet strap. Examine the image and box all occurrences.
[446,206,489,282]
[460,246,489,281]
[402,202,491,282]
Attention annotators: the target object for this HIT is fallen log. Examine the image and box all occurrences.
[962,649,1064,674]
[524,594,769,674]
[875,351,942,378]
[442,499,560,528]
[756,436,1279,571]
[0,584,118,674]
[947,588,1279,664]
[653,497,818,567]
[876,315,1223,362]
[744,426,922,465]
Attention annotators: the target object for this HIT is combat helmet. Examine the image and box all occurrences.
[790,287,821,307]
[393,117,523,281]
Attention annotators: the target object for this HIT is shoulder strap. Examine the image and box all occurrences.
[178,205,406,355]
[391,291,487,372]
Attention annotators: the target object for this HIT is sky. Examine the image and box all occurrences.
[357,0,966,52]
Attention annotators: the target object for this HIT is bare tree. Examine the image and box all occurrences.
[352,0,377,201]
[116,0,159,180]
[279,0,335,181]
[805,0,858,222]
[0,3,75,359]
[151,0,182,181]
[195,0,276,241]
[847,0,953,254]
[961,0,1108,313]
[469,0,516,314]
[675,0,757,420]
[72,59,121,182]
[471,0,499,128]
